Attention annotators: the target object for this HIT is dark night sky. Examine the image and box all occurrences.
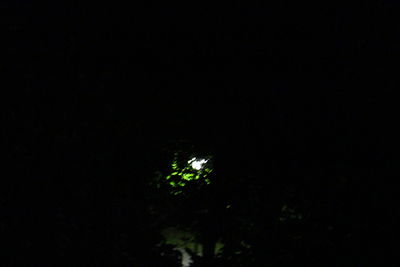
[2,1,398,193]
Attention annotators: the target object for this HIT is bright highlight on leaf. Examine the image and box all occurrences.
[188,158,208,170]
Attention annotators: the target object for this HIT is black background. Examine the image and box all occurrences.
[1,1,398,266]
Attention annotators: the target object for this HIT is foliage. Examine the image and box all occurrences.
[160,152,213,196]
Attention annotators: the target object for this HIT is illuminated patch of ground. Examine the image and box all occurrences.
[162,227,224,267]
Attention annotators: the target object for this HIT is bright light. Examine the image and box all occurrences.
[188,158,208,170]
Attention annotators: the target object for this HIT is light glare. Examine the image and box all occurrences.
[188,158,208,170]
